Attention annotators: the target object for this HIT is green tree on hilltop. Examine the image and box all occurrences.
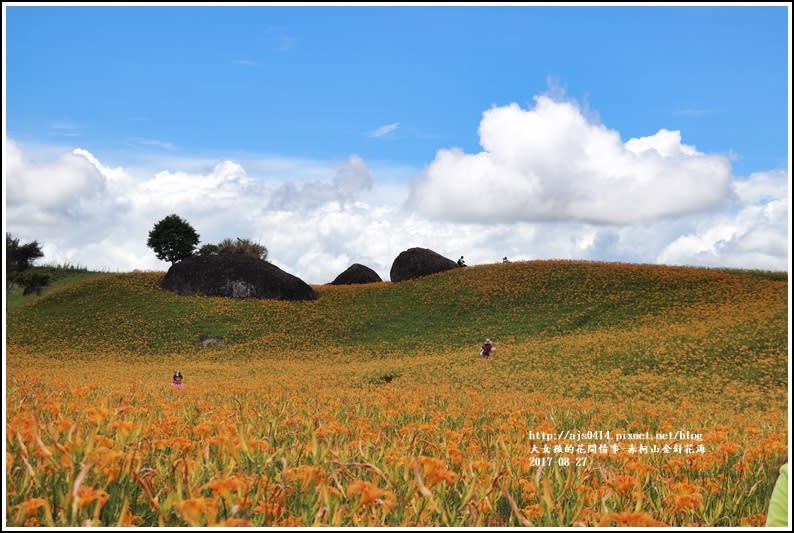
[147,214,200,265]
[6,233,44,276]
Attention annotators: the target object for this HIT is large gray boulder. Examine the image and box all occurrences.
[389,247,459,282]
[329,263,383,285]
[161,255,317,300]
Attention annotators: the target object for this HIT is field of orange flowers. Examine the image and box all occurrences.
[5,261,789,526]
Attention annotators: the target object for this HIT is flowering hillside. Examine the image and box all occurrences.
[5,261,788,526]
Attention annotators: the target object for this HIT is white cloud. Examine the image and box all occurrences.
[369,122,400,138]
[410,96,734,224]
[657,170,789,270]
[732,169,788,204]
[6,139,107,210]
[334,155,373,195]
[5,142,396,278]
[4,136,788,283]
[268,155,373,210]
[232,59,258,66]
[130,160,258,212]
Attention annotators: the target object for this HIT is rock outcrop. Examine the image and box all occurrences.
[329,263,383,285]
[389,247,459,282]
[161,255,317,300]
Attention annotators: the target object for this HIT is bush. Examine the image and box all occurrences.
[41,262,89,272]
[198,244,220,256]
[19,271,51,296]
[217,238,268,261]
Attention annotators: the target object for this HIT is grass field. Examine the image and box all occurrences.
[5,264,110,311]
[5,260,789,526]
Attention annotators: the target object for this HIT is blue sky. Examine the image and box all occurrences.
[7,6,788,172]
[4,5,791,281]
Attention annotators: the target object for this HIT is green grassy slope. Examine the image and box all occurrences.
[6,261,787,375]
[5,265,113,310]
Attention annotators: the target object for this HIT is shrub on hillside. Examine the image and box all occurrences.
[217,238,268,261]
[18,271,51,295]
[198,244,220,256]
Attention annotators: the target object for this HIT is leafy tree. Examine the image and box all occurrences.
[147,214,200,265]
[6,233,44,293]
[217,237,268,261]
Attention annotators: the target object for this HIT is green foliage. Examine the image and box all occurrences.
[40,261,89,272]
[6,233,45,295]
[197,244,220,256]
[216,237,268,261]
[5,265,109,310]
[18,271,51,295]
[146,214,200,265]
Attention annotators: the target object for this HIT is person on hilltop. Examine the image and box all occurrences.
[480,338,495,358]
[172,370,185,389]
[457,256,467,267]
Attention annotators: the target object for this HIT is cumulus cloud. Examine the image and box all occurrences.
[657,170,789,270]
[410,96,734,224]
[131,160,258,212]
[6,140,106,210]
[4,143,390,277]
[268,155,373,210]
[732,169,788,205]
[4,137,788,282]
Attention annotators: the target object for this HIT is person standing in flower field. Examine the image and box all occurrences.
[480,339,495,358]
[172,370,184,389]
